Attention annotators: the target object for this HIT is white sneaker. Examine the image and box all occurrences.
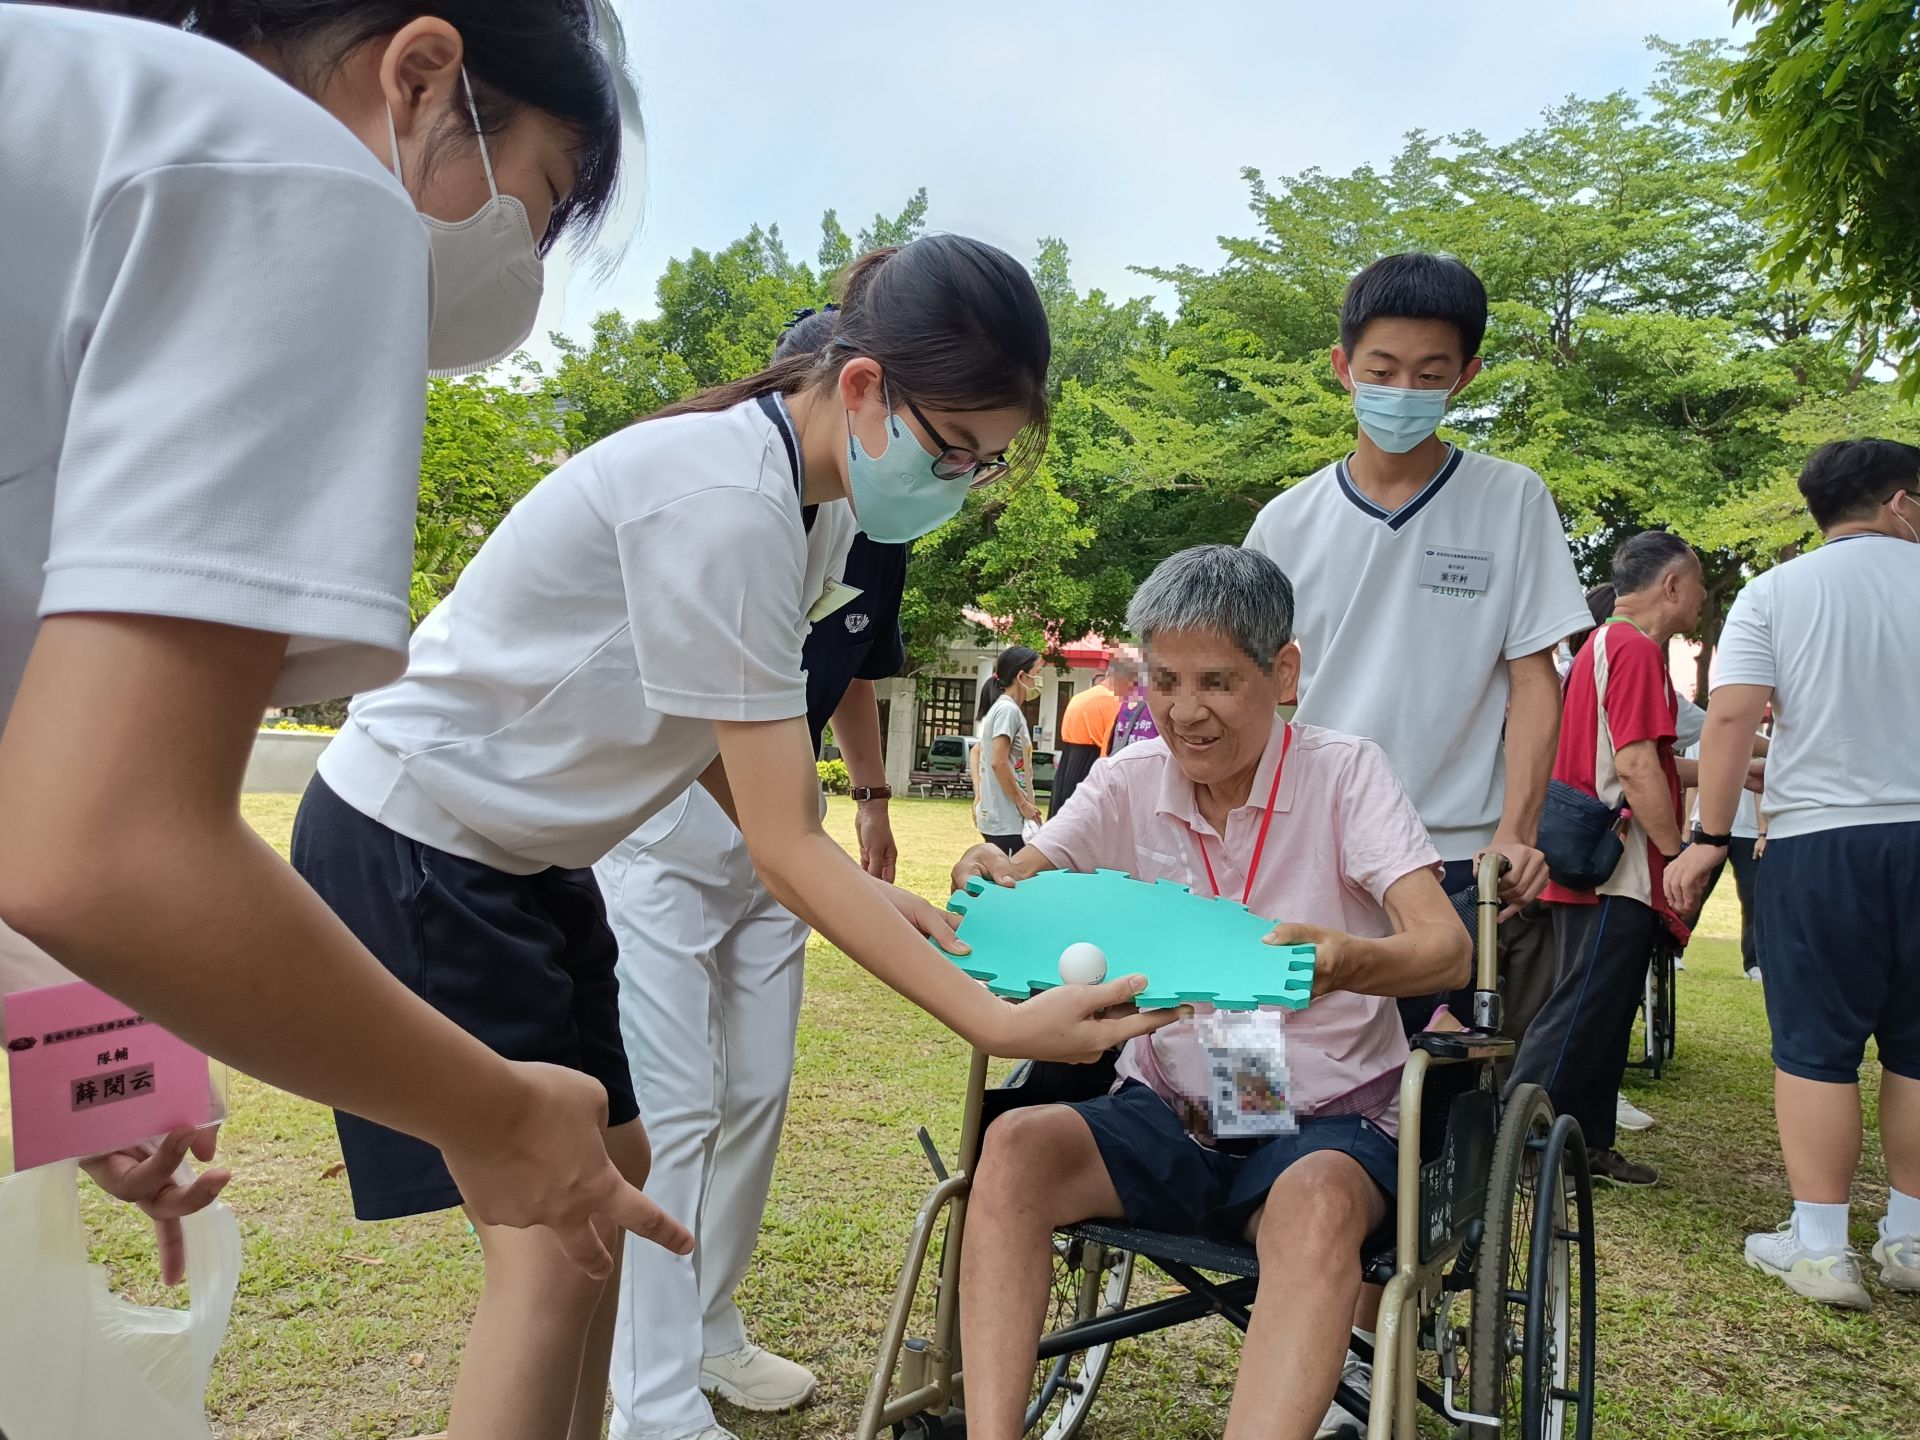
[1615,1093,1656,1132]
[1315,1353,1370,1437]
[700,1343,818,1412]
[1744,1222,1872,1310]
[1746,966,1762,981]
[1872,1221,1920,1294]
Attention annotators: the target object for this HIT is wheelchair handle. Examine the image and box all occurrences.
[1472,853,1508,1033]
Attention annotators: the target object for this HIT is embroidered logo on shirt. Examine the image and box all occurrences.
[844,612,870,635]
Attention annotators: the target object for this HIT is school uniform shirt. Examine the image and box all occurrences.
[1030,718,1441,1135]
[319,398,856,874]
[1245,446,1590,861]
[974,694,1036,836]
[0,7,429,715]
[1712,535,1920,839]
[802,534,907,753]
[1543,622,1686,937]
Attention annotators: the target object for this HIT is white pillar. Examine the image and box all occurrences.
[883,678,916,793]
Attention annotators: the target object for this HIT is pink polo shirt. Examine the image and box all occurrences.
[1030,718,1440,1137]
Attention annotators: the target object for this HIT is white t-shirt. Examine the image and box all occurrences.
[1711,535,1920,840]
[1245,446,1589,859]
[0,8,428,715]
[974,694,1035,836]
[319,397,857,873]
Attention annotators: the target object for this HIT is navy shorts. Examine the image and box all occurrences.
[1065,1080,1398,1245]
[290,776,640,1220]
[1755,821,1920,1084]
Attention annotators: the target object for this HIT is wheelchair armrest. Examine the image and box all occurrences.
[1411,1028,1515,1061]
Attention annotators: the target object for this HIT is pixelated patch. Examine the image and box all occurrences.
[942,869,1315,1011]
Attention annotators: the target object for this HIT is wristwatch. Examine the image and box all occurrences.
[1689,823,1733,848]
[851,785,892,803]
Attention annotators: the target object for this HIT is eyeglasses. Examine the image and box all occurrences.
[899,395,1013,489]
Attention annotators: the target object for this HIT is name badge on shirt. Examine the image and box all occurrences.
[1417,546,1493,597]
[807,580,864,623]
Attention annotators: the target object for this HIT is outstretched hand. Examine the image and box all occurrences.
[442,1062,692,1279]
[81,1125,231,1286]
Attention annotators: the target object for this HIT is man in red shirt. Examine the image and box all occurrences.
[1507,531,1705,1186]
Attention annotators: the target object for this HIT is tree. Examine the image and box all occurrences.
[1727,0,1920,390]
[541,311,696,452]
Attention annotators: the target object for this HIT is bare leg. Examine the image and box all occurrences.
[1880,1070,1920,1199]
[1224,1152,1386,1440]
[571,1121,653,1440]
[451,1119,654,1440]
[959,1107,1124,1440]
[1775,1072,1861,1205]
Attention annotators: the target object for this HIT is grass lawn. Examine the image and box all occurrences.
[11,794,1915,1438]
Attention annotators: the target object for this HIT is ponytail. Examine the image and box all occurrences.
[645,235,1052,474]
[977,645,1041,720]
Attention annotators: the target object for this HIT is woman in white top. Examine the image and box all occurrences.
[290,235,1178,1440]
[974,645,1046,853]
[0,1,678,1290]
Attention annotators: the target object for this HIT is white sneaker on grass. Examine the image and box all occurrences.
[701,1343,818,1412]
[1615,1093,1655,1132]
[1745,1222,1872,1310]
[1746,966,1762,981]
[1872,1220,1920,1294]
[1315,1353,1371,1437]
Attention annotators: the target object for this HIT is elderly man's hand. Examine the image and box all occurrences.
[951,843,1021,895]
[1266,922,1352,996]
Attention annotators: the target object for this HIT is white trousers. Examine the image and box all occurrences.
[594,786,809,1440]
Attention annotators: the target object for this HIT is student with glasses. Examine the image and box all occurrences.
[288,235,1180,1440]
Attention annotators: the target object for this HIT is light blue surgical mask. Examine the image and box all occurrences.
[1351,381,1450,453]
[845,385,968,543]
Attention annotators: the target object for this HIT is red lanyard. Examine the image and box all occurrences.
[1194,724,1292,904]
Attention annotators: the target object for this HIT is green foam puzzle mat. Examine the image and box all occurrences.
[944,869,1315,1010]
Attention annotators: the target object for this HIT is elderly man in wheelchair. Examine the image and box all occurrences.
[944,545,1470,1440]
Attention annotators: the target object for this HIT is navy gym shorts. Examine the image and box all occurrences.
[1754,820,1920,1085]
[1065,1080,1398,1244]
[290,775,641,1220]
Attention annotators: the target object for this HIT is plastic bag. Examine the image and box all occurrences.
[0,1160,240,1440]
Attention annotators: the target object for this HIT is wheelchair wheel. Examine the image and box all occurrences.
[1023,1237,1133,1440]
[1467,1087,1597,1440]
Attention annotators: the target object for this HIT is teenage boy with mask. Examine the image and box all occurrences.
[1244,253,1588,1433]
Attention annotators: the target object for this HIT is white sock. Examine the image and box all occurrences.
[1793,1200,1850,1252]
[1887,1187,1920,1238]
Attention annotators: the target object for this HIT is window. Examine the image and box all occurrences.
[918,677,977,766]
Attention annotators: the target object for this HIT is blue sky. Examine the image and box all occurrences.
[530,1,1748,361]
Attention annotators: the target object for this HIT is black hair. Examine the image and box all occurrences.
[653,235,1053,476]
[1340,252,1488,361]
[70,1,632,252]
[977,645,1041,720]
[1565,582,1616,659]
[1611,532,1693,598]
[773,305,838,363]
[1797,438,1920,529]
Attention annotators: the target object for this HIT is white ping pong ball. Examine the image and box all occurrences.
[1058,941,1109,985]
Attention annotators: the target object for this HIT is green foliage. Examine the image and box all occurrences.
[1728,0,1920,390]
[258,719,337,733]
[412,376,563,620]
[816,758,851,795]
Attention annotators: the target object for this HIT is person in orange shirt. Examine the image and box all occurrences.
[1048,664,1125,817]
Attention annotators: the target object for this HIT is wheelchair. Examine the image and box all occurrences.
[859,861,1598,1440]
[1632,935,1678,1079]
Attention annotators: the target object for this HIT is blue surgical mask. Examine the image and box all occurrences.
[845,387,967,543]
[1351,381,1450,453]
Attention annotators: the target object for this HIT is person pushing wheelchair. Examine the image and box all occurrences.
[948,546,1469,1440]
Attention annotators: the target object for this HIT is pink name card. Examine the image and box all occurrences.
[4,981,213,1171]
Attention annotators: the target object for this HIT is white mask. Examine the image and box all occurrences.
[386,71,544,377]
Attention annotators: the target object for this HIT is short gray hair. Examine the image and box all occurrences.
[1125,545,1296,670]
